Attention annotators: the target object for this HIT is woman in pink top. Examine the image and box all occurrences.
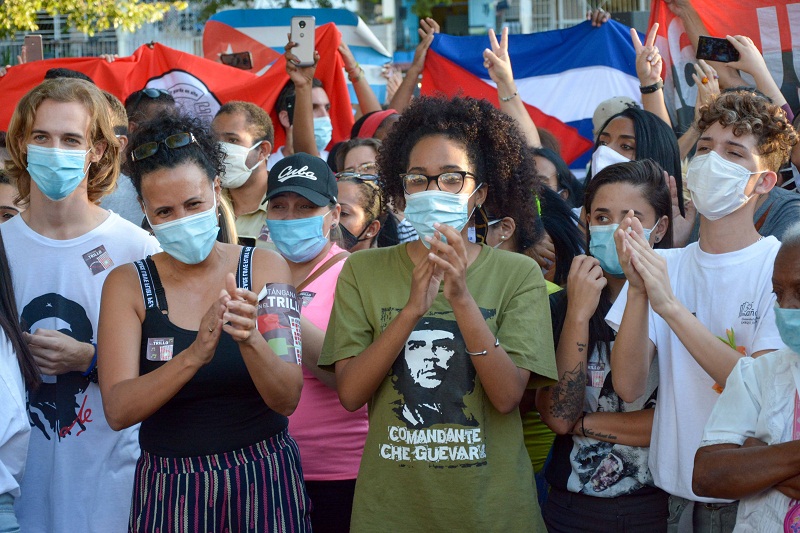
[264,152,369,533]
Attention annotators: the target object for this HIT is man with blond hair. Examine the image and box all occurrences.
[2,78,159,532]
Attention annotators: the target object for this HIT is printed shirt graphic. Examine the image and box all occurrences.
[0,212,160,533]
[548,341,660,497]
[606,237,784,502]
[320,244,557,532]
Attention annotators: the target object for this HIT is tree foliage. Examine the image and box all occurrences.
[0,0,189,38]
[411,0,452,18]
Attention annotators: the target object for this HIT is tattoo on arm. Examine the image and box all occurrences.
[583,427,617,441]
[577,342,586,353]
[549,362,586,421]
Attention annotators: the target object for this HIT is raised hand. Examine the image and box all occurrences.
[483,27,514,87]
[619,218,677,316]
[691,60,720,120]
[425,222,471,305]
[614,210,646,292]
[587,7,611,27]
[191,292,226,366]
[222,272,260,345]
[410,18,440,75]
[284,35,320,89]
[631,24,663,86]
[406,249,443,319]
[566,255,608,322]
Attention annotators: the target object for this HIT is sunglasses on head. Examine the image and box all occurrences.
[128,88,171,110]
[131,132,197,162]
[335,171,379,183]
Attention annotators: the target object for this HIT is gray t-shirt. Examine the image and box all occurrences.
[100,174,144,227]
[688,186,800,243]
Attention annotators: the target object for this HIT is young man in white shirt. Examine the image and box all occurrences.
[606,89,797,532]
[2,78,159,532]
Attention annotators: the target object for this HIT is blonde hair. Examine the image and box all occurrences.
[6,78,121,205]
[217,193,238,245]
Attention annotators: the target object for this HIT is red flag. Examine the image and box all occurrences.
[649,0,800,131]
[0,23,353,151]
[203,20,282,73]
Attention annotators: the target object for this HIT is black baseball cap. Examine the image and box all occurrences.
[267,152,338,207]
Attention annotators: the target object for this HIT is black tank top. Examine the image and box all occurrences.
[134,247,288,457]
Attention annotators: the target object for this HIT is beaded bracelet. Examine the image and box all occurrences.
[499,92,518,102]
[465,337,500,357]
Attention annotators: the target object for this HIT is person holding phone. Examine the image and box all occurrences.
[320,96,557,531]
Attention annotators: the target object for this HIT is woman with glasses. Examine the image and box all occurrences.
[334,138,383,251]
[320,96,558,531]
[97,114,310,532]
[264,152,368,533]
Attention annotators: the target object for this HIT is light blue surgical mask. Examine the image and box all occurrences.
[26,144,91,201]
[775,306,800,354]
[266,210,332,263]
[148,198,219,265]
[313,116,333,153]
[589,222,657,278]
[404,186,482,249]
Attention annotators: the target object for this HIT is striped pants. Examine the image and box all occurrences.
[129,430,311,533]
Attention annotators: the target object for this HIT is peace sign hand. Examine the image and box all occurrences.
[631,24,662,86]
[483,27,514,87]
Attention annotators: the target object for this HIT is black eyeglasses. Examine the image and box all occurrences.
[131,132,198,162]
[400,171,476,195]
[128,88,171,111]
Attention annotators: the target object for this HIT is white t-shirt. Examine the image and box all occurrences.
[700,348,799,531]
[0,212,160,533]
[606,237,784,502]
[0,331,28,499]
[267,146,329,171]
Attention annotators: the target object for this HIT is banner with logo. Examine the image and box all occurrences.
[0,23,353,151]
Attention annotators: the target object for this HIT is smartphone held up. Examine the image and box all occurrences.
[696,36,740,63]
[290,16,316,67]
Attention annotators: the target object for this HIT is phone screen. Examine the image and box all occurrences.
[696,36,740,63]
[219,52,253,70]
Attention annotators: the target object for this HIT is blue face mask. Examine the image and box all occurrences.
[313,116,333,153]
[148,198,219,265]
[26,145,91,201]
[775,306,800,354]
[404,187,481,249]
[589,222,657,277]
[266,210,331,263]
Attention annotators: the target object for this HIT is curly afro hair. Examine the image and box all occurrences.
[377,96,543,250]
[697,89,798,172]
[127,113,225,197]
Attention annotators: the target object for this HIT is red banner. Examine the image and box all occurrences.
[0,22,353,151]
[649,0,800,131]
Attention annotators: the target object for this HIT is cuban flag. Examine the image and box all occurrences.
[204,8,391,102]
[423,19,642,168]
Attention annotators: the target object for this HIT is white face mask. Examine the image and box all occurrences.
[591,145,631,177]
[687,151,762,221]
[219,141,263,189]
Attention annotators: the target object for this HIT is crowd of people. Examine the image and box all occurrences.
[1,4,800,533]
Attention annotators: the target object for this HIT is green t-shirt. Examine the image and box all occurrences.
[320,244,557,532]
